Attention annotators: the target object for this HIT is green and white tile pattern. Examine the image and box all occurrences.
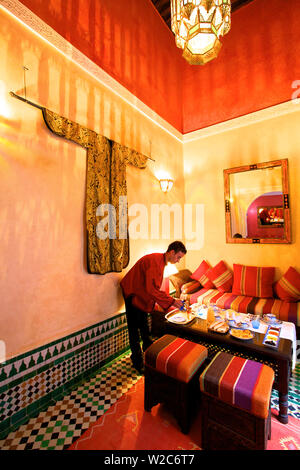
[0,313,131,439]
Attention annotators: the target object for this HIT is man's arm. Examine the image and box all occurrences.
[144,261,181,310]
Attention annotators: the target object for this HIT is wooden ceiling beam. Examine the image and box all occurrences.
[232,0,256,12]
[151,0,257,29]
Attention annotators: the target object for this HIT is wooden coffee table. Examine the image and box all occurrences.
[151,310,293,424]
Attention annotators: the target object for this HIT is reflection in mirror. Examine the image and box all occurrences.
[224,159,291,244]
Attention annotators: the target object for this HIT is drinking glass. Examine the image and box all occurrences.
[251,315,260,329]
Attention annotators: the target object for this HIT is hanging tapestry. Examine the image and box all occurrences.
[41,108,147,274]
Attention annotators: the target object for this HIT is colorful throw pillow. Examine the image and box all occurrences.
[274,267,300,302]
[190,260,215,289]
[169,269,192,297]
[181,280,201,295]
[232,264,275,299]
[206,260,233,293]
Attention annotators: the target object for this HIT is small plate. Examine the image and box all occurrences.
[230,328,254,341]
[262,314,282,326]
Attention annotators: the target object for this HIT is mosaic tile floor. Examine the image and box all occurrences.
[0,351,142,450]
[0,352,299,450]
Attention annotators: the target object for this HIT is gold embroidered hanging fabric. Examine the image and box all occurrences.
[42,108,147,274]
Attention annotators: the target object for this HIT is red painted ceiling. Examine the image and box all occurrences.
[182,0,300,133]
[17,0,300,134]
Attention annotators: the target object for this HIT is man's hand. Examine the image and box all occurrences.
[173,298,184,309]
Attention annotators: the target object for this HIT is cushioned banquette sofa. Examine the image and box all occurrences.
[162,260,300,336]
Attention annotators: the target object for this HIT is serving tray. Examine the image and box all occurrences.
[165,310,195,325]
[263,325,281,348]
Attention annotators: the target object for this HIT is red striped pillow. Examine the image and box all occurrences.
[232,264,275,298]
[274,267,300,302]
[206,260,233,293]
[190,260,215,288]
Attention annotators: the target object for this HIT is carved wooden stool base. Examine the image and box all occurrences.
[201,393,271,450]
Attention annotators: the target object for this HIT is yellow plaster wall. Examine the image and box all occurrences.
[0,9,184,359]
[183,109,300,277]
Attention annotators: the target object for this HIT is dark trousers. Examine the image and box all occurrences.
[124,296,153,367]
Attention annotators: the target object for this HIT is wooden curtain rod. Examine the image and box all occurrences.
[9,91,156,162]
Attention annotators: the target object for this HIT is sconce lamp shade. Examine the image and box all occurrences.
[161,263,179,293]
[164,263,179,277]
[170,0,231,65]
[159,179,174,192]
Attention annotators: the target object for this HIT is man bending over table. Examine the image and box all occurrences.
[120,241,186,372]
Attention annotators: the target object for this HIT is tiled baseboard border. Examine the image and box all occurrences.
[0,312,132,439]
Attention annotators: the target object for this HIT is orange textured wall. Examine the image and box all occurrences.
[0,7,184,359]
[18,0,183,132]
[183,108,300,276]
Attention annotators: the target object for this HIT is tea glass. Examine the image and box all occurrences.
[251,315,260,329]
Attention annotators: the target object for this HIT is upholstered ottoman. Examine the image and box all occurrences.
[144,334,208,434]
[199,351,275,450]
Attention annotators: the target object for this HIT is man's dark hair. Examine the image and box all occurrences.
[166,241,187,254]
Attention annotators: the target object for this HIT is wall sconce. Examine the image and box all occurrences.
[164,263,178,277]
[161,263,178,293]
[159,179,174,192]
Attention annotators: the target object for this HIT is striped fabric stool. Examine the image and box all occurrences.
[144,334,208,434]
[199,351,275,450]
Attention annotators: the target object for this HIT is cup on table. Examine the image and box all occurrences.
[207,305,216,323]
[251,315,260,329]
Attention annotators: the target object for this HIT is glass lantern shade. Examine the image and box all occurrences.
[171,0,231,65]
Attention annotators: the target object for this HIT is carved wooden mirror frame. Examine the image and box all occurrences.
[224,159,291,244]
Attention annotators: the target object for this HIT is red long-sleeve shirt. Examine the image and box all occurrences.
[120,253,175,312]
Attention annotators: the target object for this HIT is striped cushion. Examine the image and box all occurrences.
[145,335,207,383]
[232,264,275,298]
[200,352,274,419]
[181,280,201,294]
[190,260,214,288]
[196,288,300,326]
[274,267,300,302]
[169,269,193,297]
[207,260,233,293]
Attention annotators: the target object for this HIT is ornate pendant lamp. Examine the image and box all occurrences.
[170,0,231,65]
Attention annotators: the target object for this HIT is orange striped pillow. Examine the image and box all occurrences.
[232,264,275,298]
[206,260,233,293]
[181,280,201,294]
[274,267,300,302]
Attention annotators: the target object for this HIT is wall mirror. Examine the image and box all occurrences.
[224,159,291,244]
